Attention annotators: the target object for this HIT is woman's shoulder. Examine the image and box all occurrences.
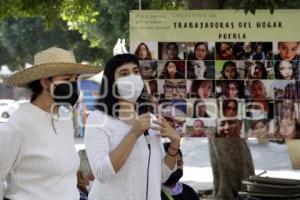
[6,103,33,127]
[87,110,113,123]
[0,121,21,140]
[86,110,125,130]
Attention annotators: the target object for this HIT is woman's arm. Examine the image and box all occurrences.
[85,112,150,182]
[0,123,22,199]
[152,116,180,170]
[109,113,151,172]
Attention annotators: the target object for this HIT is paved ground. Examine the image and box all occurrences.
[75,137,300,192]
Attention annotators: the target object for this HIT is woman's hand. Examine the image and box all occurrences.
[151,115,180,143]
[130,113,151,138]
[77,171,90,187]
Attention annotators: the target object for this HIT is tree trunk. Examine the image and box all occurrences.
[209,138,255,199]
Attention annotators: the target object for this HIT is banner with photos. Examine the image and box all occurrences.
[129,10,300,140]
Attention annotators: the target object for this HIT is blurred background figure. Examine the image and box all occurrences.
[165,42,182,60]
[163,79,186,99]
[161,143,199,200]
[218,81,243,99]
[250,80,267,99]
[276,117,300,139]
[187,60,215,79]
[191,119,207,137]
[189,80,214,99]
[220,61,239,79]
[134,42,152,60]
[274,60,297,80]
[192,42,212,60]
[193,99,210,118]
[159,61,184,79]
[139,60,156,79]
[222,99,238,118]
[248,61,268,79]
[250,44,265,60]
[250,119,269,144]
[274,42,300,61]
[217,118,242,138]
[216,42,235,60]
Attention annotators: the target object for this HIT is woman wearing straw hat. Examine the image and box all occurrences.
[0,47,101,200]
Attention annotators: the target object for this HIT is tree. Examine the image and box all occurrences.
[0,17,104,70]
[184,0,300,13]
[1,0,300,67]
[0,0,184,70]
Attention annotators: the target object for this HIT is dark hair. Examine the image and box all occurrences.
[276,117,299,139]
[284,83,297,99]
[95,54,147,118]
[252,119,268,129]
[224,81,240,98]
[278,42,300,47]
[222,99,238,115]
[163,142,182,157]
[193,119,204,127]
[166,42,179,50]
[221,61,238,79]
[216,42,234,59]
[193,42,208,60]
[28,80,43,102]
[190,80,214,98]
[250,61,268,79]
[193,99,209,118]
[274,60,295,79]
[134,42,152,60]
[159,61,183,79]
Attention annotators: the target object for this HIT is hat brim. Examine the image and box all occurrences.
[5,63,102,87]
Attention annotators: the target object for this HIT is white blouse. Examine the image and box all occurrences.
[0,103,80,200]
[84,110,175,200]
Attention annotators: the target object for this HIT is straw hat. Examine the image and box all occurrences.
[5,47,102,87]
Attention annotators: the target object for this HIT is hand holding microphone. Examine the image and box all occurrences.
[130,113,151,138]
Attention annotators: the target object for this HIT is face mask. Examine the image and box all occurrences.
[164,168,183,186]
[50,81,79,107]
[250,110,267,120]
[116,74,144,103]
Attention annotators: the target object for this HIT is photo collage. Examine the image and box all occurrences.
[130,41,300,139]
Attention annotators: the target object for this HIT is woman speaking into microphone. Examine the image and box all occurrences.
[84,54,180,200]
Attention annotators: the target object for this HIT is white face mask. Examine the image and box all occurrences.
[116,74,144,103]
[250,110,268,120]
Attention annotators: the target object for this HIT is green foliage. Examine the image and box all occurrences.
[62,0,185,53]
[0,17,103,70]
[0,0,98,26]
[1,0,300,71]
[0,0,62,25]
[240,0,300,15]
[0,0,187,70]
[150,0,185,9]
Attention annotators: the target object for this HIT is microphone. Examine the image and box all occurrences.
[139,82,153,148]
[138,100,150,144]
[144,130,149,136]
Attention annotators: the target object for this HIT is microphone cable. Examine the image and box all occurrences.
[144,133,151,200]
